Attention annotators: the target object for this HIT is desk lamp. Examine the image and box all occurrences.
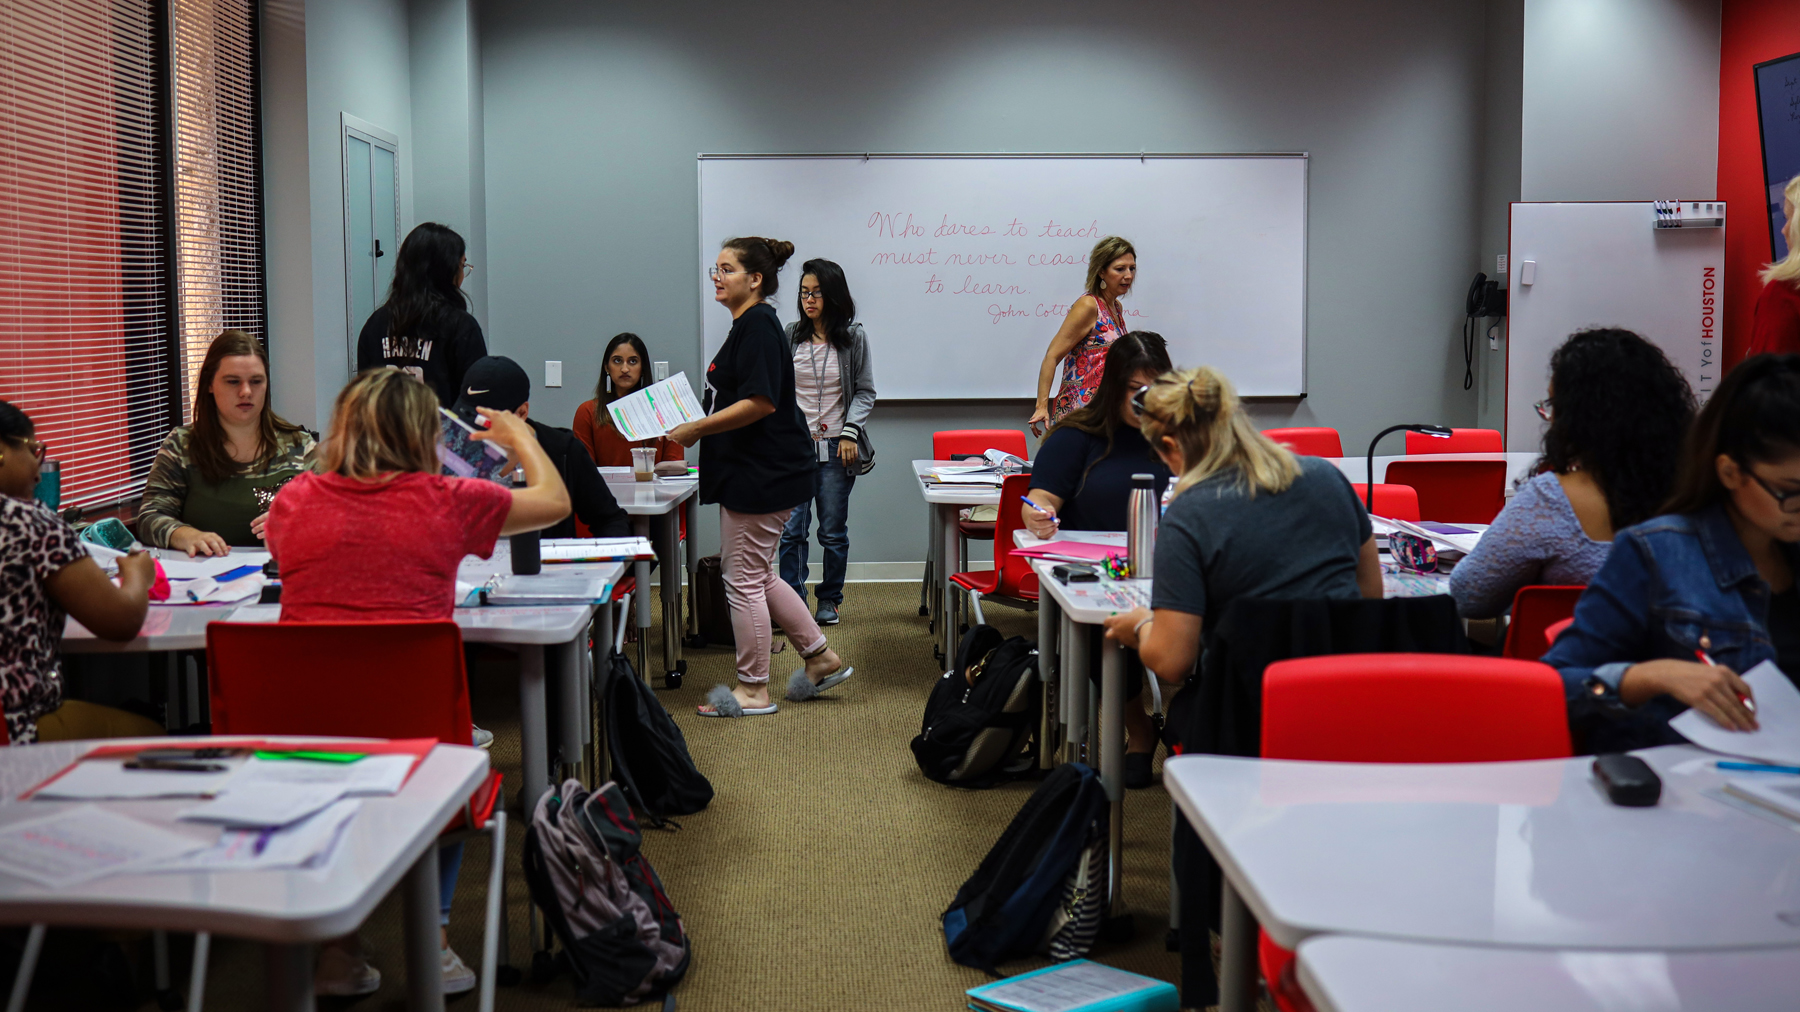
[1364,424,1453,513]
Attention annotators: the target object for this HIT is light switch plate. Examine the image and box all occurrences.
[652,360,669,383]
[1519,260,1537,286]
[545,360,563,387]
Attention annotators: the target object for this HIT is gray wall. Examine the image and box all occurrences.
[1521,0,1720,202]
[478,0,1495,565]
[409,0,489,327]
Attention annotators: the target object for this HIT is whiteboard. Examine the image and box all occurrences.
[1506,202,1724,452]
[698,155,1308,399]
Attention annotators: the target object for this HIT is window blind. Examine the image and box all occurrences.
[0,0,170,510]
[171,0,263,415]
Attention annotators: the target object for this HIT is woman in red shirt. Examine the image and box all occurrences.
[265,367,568,996]
[571,332,684,467]
[1750,174,1800,357]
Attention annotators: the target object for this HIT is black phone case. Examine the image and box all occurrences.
[1592,753,1661,807]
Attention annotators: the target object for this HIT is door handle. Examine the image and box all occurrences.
[373,239,384,259]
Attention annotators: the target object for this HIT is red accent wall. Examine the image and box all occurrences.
[1718,0,1800,368]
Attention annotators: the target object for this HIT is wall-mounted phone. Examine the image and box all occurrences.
[1461,272,1508,391]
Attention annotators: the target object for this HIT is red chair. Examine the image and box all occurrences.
[1264,427,1343,457]
[1384,460,1506,524]
[1502,586,1586,660]
[1545,617,1575,648]
[950,474,1041,628]
[1256,653,1570,1010]
[1405,427,1502,454]
[1349,483,1420,521]
[924,429,1034,618]
[207,621,511,1008]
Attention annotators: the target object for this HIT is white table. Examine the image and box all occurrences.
[1325,451,1540,489]
[1296,935,1800,1012]
[914,460,1009,665]
[1163,745,1800,1012]
[602,470,698,688]
[1021,532,1148,924]
[0,736,487,1012]
[59,554,617,815]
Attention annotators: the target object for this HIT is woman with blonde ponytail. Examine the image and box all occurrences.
[1749,173,1800,357]
[1102,366,1383,684]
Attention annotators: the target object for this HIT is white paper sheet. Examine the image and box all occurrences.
[606,373,704,440]
[541,537,655,562]
[152,799,361,872]
[977,961,1161,1012]
[1670,661,1800,765]
[228,754,414,797]
[178,783,347,828]
[157,552,271,580]
[33,757,245,801]
[0,807,209,887]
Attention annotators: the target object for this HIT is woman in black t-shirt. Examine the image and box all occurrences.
[355,222,488,407]
[1022,332,1172,786]
[670,237,852,717]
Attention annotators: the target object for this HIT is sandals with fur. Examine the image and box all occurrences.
[696,684,778,717]
[785,665,854,701]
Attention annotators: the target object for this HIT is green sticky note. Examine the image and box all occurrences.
[254,750,367,763]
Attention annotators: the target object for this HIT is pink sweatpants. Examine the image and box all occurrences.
[720,506,827,684]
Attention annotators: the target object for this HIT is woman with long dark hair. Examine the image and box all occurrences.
[571,332,684,468]
[667,237,852,716]
[777,259,876,625]
[1450,328,1696,617]
[139,330,315,555]
[1545,354,1800,752]
[355,222,487,406]
[1022,332,1171,786]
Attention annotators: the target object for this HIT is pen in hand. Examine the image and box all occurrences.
[1020,495,1059,532]
[1696,648,1756,714]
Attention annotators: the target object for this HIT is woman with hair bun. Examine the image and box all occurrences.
[1450,328,1696,618]
[669,237,852,717]
[1101,365,1382,685]
[1028,235,1136,435]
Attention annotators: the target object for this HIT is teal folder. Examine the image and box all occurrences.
[966,960,1179,1012]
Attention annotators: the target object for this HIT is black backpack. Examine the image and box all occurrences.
[942,762,1110,974]
[911,625,1038,786]
[605,652,714,827]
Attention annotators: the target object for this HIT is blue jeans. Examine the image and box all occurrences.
[779,440,855,608]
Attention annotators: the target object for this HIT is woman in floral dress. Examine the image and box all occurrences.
[1029,236,1138,435]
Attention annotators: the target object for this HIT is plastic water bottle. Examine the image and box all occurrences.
[509,477,541,575]
[1127,473,1157,579]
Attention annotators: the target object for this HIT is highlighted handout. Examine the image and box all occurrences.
[608,373,704,441]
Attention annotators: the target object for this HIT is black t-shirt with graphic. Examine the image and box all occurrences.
[356,304,488,407]
[699,302,816,514]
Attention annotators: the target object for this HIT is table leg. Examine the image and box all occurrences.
[403,843,446,1012]
[657,511,683,685]
[683,496,699,641]
[519,645,548,809]
[593,604,613,782]
[938,502,960,665]
[632,516,653,681]
[1064,615,1087,762]
[925,504,942,636]
[556,640,583,783]
[1036,594,1059,770]
[1100,638,1125,916]
[262,942,315,1012]
[1219,876,1257,1012]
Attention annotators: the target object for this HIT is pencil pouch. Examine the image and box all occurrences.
[1389,531,1438,574]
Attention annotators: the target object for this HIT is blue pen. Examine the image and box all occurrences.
[1019,495,1059,526]
[1717,761,1800,775]
[252,827,275,856]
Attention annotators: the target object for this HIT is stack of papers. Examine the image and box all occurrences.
[156,552,272,605]
[541,537,655,563]
[1014,540,1124,564]
[154,799,361,873]
[0,807,208,887]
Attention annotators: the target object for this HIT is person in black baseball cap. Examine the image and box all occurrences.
[456,356,629,539]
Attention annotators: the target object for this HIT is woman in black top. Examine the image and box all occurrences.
[669,237,852,717]
[1021,332,1172,785]
[355,222,488,406]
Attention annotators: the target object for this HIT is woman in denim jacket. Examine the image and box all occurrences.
[1545,354,1800,753]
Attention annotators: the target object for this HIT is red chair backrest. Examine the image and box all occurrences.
[1262,653,1571,762]
[1383,460,1506,524]
[207,621,472,746]
[1544,617,1575,648]
[1406,427,1502,454]
[1264,427,1343,457]
[1502,585,1586,660]
[934,429,1029,460]
[989,474,1041,600]
[1349,483,1420,521]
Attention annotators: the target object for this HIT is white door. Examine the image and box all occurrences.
[342,114,400,374]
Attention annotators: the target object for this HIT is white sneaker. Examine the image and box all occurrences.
[472,725,494,749]
[441,946,477,995]
[314,943,380,996]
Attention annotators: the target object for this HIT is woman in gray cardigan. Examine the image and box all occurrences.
[779,258,876,625]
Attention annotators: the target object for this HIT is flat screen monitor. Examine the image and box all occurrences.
[1755,51,1800,260]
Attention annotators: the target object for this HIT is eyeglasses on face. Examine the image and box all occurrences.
[799,288,823,301]
[1741,461,1800,514]
[4,438,45,462]
[708,265,743,280]
[1534,399,1552,421]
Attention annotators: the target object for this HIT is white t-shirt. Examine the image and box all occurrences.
[793,339,844,440]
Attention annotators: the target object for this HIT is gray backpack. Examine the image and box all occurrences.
[521,779,691,1006]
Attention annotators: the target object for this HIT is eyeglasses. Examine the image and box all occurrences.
[799,288,823,301]
[1534,399,1552,421]
[708,266,743,280]
[1741,462,1800,514]
[3,438,45,463]
[460,260,475,277]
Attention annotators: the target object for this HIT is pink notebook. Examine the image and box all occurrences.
[1012,540,1123,563]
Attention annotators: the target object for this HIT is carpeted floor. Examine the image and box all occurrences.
[75,581,1180,1012]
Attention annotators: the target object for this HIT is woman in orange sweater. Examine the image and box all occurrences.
[572,333,685,466]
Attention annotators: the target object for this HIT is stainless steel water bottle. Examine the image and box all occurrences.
[1127,473,1157,579]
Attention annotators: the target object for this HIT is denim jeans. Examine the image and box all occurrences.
[779,439,855,608]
